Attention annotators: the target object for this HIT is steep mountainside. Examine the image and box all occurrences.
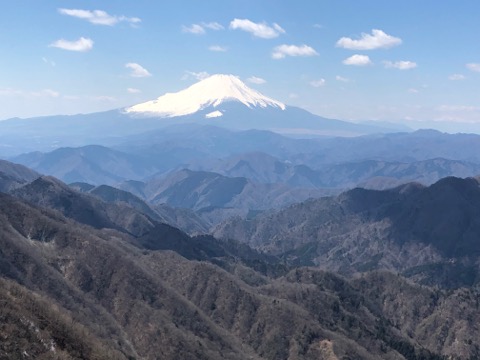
[214,177,480,289]
[0,190,476,359]
[85,183,210,234]
[0,159,39,192]
[11,176,156,237]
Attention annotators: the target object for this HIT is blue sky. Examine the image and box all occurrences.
[1,0,480,132]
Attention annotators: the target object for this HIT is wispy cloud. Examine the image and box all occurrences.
[449,74,466,80]
[58,8,140,26]
[32,89,60,98]
[310,79,326,87]
[202,22,224,30]
[383,60,417,70]
[247,76,266,84]
[466,63,480,72]
[0,88,60,98]
[437,105,479,112]
[230,19,285,39]
[433,105,480,123]
[342,54,372,66]
[408,88,419,93]
[127,88,141,94]
[336,75,350,83]
[182,71,210,81]
[336,29,401,50]
[182,22,224,35]
[208,45,227,52]
[0,88,23,96]
[42,57,56,67]
[125,63,152,77]
[272,44,318,59]
[182,24,206,35]
[49,37,93,52]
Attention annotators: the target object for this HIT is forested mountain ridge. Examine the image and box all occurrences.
[0,165,479,359]
[214,176,480,289]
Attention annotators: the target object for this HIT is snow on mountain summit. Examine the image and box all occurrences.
[125,74,286,117]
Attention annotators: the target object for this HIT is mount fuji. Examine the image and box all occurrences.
[123,74,393,136]
[0,74,402,155]
[126,74,286,118]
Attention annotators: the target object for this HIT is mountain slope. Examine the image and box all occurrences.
[139,169,332,226]
[11,176,156,237]
[0,159,40,192]
[0,190,468,359]
[193,152,480,189]
[13,145,156,185]
[213,176,480,288]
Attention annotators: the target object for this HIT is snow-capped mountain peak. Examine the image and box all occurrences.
[125,74,286,117]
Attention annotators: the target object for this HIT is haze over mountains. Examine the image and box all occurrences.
[2,154,480,359]
[2,74,480,359]
[0,75,405,156]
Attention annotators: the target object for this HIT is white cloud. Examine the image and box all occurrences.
[32,89,60,98]
[408,88,419,93]
[449,74,466,80]
[202,22,224,30]
[272,44,318,59]
[182,24,206,35]
[247,76,266,84]
[342,54,372,66]
[127,88,141,94]
[310,79,326,87]
[313,24,323,29]
[229,19,285,39]
[336,29,402,50]
[335,75,349,82]
[49,37,93,52]
[289,93,299,99]
[125,63,152,78]
[58,8,140,26]
[466,63,480,72]
[182,71,210,81]
[182,22,223,35]
[208,45,227,52]
[383,60,417,70]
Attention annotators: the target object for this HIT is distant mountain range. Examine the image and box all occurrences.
[11,127,480,195]
[0,74,407,156]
